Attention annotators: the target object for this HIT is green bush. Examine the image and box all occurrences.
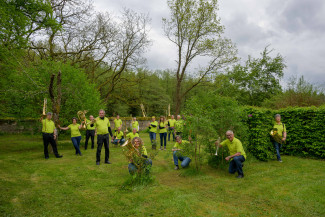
[244,106,325,160]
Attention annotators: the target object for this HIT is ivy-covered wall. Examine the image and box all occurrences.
[244,106,325,160]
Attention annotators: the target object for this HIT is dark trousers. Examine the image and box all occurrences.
[160,132,167,148]
[168,127,175,141]
[85,130,95,149]
[229,155,245,176]
[96,134,110,163]
[42,133,59,158]
[71,136,82,155]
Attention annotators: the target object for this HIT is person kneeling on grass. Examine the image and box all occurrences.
[172,135,191,170]
[112,127,125,145]
[215,130,246,178]
[128,137,152,175]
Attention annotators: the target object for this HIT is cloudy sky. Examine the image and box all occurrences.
[93,0,325,87]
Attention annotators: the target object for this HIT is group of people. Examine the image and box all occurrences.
[41,109,287,178]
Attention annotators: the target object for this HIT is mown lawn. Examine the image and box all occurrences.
[0,133,324,217]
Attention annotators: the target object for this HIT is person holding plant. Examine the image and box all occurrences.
[125,128,140,140]
[172,135,191,170]
[148,116,158,150]
[168,115,176,141]
[270,114,287,162]
[40,112,63,159]
[85,115,95,150]
[158,116,168,150]
[114,114,122,132]
[131,117,139,132]
[59,117,83,156]
[175,115,185,136]
[215,130,246,178]
[112,127,125,145]
[128,137,152,175]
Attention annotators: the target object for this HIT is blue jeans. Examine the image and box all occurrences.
[229,155,245,176]
[71,136,82,155]
[149,132,156,142]
[273,141,282,160]
[160,132,167,148]
[128,158,153,175]
[168,127,175,141]
[173,151,191,168]
[113,138,125,145]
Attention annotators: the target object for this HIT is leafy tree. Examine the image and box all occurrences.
[262,76,325,109]
[163,0,237,114]
[228,47,286,106]
[184,91,247,169]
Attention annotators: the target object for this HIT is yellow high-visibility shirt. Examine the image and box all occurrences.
[220,137,246,160]
[95,117,111,135]
[114,119,123,130]
[42,119,55,133]
[68,124,81,137]
[86,119,96,130]
[168,119,176,127]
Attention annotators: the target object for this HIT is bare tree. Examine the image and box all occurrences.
[163,0,237,114]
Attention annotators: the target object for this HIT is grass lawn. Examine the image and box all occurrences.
[0,133,324,217]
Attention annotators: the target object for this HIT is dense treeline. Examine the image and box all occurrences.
[0,0,324,121]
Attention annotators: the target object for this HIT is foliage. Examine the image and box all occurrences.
[228,46,286,106]
[183,91,248,169]
[0,58,103,126]
[262,76,325,109]
[163,0,237,113]
[244,106,325,161]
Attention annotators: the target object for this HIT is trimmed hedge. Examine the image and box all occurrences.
[244,106,325,161]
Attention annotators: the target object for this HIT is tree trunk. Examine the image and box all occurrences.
[175,80,182,114]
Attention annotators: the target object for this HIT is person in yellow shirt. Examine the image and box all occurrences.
[112,127,125,145]
[59,117,83,156]
[131,117,139,132]
[114,115,123,132]
[94,109,113,165]
[158,116,168,150]
[271,114,287,162]
[175,115,185,136]
[168,115,176,141]
[125,128,140,140]
[172,135,191,170]
[128,137,152,175]
[40,112,63,159]
[85,115,96,150]
[215,130,246,178]
[148,116,158,150]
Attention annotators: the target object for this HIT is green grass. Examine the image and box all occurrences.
[0,133,324,217]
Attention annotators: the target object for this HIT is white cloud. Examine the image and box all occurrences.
[93,0,325,86]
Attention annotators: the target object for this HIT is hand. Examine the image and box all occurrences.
[225,156,231,161]
[188,136,192,141]
[54,135,57,140]
[95,133,97,137]
[282,137,286,141]
[58,125,61,129]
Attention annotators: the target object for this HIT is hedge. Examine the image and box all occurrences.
[244,106,325,161]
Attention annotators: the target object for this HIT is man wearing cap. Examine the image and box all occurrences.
[95,109,113,165]
[215,130,246,178]
[40,112,63,159]
[148,116,158,149]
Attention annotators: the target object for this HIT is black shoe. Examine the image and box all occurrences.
[174,165,179,170]
[55,155,63,158]
[236,175,244,178]
[79,153,82,156]
[96,162,100,165]
[105,161,111,164]
[45,157,49,159]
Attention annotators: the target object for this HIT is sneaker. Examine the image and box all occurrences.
[164,147,167,150]
[55,155,63,158]
[160,147,163,150]
[236,175,244,178]
[96,162,100,165]
[174,165,179,170]
[278,160,283,163]
[105,161,111,164]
